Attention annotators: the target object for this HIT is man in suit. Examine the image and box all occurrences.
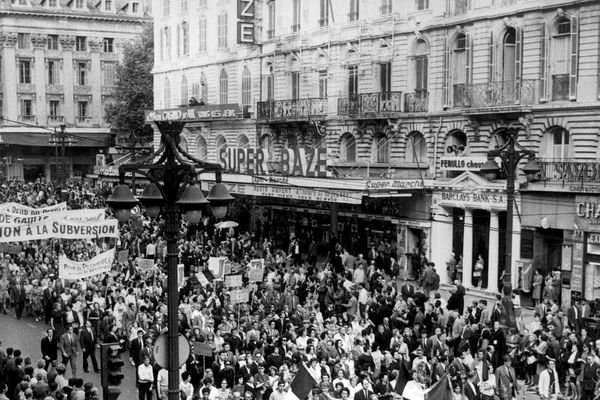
[581,354,600,400]
[494,355,519,400]
[129,329,146,367]
[538,358,560,400]
[567,301,582,332]
[58,324,80,378]
[400,279,415,300]
[79,320,99,373]
[463,370,480,400]
[425,327,448,359]
[353,377,374,400]
[41,328,58,370]
[11,282,26,319]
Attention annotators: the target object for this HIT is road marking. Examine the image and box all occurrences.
[26,323,37,329]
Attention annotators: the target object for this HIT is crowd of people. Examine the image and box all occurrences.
[0,179,599,400]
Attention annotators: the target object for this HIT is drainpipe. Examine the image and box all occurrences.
[432,117,443,177]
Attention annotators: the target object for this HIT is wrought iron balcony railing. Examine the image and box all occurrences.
[256,98,328,120]
[337,91,402,116]
[47,115,64,126]
[462,79,537,108]
[404,91,429,112]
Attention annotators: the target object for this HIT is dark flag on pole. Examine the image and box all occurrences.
[285,363,318,400]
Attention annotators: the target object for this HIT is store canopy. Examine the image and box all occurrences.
[0,130,111,147]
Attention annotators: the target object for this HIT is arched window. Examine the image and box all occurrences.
[219,69,228,104]
[241,66,252,108]
[200,73,208,103]
[196,136,207,159]
[540,126,572,160]
[445,130,467,156]
[163,77,170,108]
[372,134,389,163]
[191,82,200,100]
[405,131,427,163]
[179,135,188,153]
[178,22,189,57]
[264,61,274,100]
[162,27,170,60]
[411,39,429,92]
[452,33,469,106]
[215,135,228,156]
[502,28,516,82]
[180,75,188,105]
[237,134,249,148]
[339,133,356,162]
[290,56,300,100]
[547,15,578,100]
[260,134,273,159]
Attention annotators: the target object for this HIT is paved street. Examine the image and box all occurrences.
[0,311,138,399]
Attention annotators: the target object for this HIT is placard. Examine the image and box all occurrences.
[208,257,227,280]
[58,249,115,280]
[248,268,263,283]
[229,288,250,304]
[0,218,119,242]
[249,259,264,269]
[225,274,243,288]
[137,258,155,272]
[0,243,22,254]
[193,341,213,357]
[118,250,129,263]
[177,264,185,288]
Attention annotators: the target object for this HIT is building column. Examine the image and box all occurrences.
[60,35,75,124]
[462,209,473,288]
[430,205,453,285]
[2,34,18,120]
[89,37,102,124]
[488,211,499,293]
[32,34,48,125]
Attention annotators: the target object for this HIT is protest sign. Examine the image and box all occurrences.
[137,258,155,272]
[0,243,22,254]
[225,274,242,288]
[58,249,115,280]
[117,250,129,263]
[208,257,227,280]
[194,342,213,357]
[177,264,185,288]
[0,218,119,243]
[248,268,264,283]
[0,202,67,216]
[249,259,264,269]
[0,208,105,225]
[229,288,250,304]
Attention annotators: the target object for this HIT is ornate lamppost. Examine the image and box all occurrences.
[106,120,233,400]
[481,125,540,326]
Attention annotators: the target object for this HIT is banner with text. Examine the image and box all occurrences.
[0,218,119,242]
[0,202,67,216]
[0,208,105,225]
[58,249,115,280]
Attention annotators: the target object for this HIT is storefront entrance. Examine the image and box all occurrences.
[23,164,45,182]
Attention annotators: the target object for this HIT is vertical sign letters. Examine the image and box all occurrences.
[237,0,255,44]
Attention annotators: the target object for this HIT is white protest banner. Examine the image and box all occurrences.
[58,249,115,280]
[229,288,250,304]
[137,258,155,272]
[248,268,264,283]
[177,264,185,288]
[0,202,67,216]
[225,274,243,288]
[0,208,105,225]
[208,257,227,280]
[249,259,265,269]
[0,218,119,243]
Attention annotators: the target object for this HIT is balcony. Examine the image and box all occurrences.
[404,91,429,113]
[76,116,94,127]
[537,159,600,184]
[47,116,64,126]
[256,98,327,121]
[338,92,402,117]
[461,80,537,115]
[18,115,36,124]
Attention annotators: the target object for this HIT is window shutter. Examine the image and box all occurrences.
[488,30,495,82]
[539,20,548,102]
[569,15,579,100]
[515,26,522,82]
[465,32,472,106]
[442,35,450,108]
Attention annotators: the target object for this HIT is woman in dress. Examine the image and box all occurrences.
[532,269,544,306]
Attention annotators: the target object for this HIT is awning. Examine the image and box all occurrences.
[0,130,111,148]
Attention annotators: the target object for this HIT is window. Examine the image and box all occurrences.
[77,62,87,85]
[163,78,170,107]
[292,0,301,32]
[196,136,207,159]
[242,66,251,108]
[75,0,84,8]
[105,0,111,10]
[132,2,138,12]
[21,99,32,116]
[219,69,228,104]
[379,63,391,95]
[180,75,188,105]
[48,0,57,7]
[103,38,114,53]
[162,27,171,60]
[452,33,469,106]
[540,126,572,160]
[191,82,200,100]
[318,70,327,98]
[75,36,86,51]
[413,39,429,91]
[17,33,30,50]
[373,136,389,163]
[445,130,467,156]
[265,64,274,100]
[180,0,186,12]
[162,0,169,16]
[48,100,60,117]
[405,131,427,163]
[550,16,576,101]
[78,101,88,118]
[47,35,59,50]
[319,0,329,27]
[102,62,116,86]
[260,134,273,159]
[291,71,300,100]
[47,60,60,85]
[199,17,207,52]
[380,0,391,14]
[180,22,189,56]
[19,60,31,84]
[416,0,429,10]
[267,1,275,39]
[238,135,249,148]
[348,65,358,98]
[200,73,208,103]
[349,0,359,21]
[217,13,228,49]
[215,135,227,155]
[340,133,356,162]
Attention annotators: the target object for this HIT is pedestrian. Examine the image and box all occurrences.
[41,328,58,370]
[538,357,560,400]
[138,356,155,400]
[58,324,79,378]
[79,320,100,373]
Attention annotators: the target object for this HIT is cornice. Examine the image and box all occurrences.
[0,4,151,23]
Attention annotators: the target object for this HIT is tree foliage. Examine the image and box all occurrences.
[104,23,154,144]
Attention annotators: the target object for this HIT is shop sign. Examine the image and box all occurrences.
[237,0,255,44]
[575,196,600,230]
[588,233,600,245]
[436,190,507,209]
[144,104,240,122]
[439,156,500,171]
[542,161,600,183]
[365,179,424,190]
[218,147,330,177]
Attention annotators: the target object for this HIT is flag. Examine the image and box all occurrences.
[285,363,317,400]
[424,374,452,400]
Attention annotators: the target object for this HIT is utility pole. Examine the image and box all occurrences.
[50,124,74,200]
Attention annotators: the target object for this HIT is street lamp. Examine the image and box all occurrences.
[480,126,540,326]
[106,120,233,400]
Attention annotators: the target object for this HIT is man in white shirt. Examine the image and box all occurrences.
[538,358,560,400]
[137,356,154,400]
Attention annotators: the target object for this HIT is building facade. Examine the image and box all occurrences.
[0,0,150,182]
[151,0,600,301]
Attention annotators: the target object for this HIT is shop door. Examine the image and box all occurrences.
[584,262,600,301]
[23,164,45,182]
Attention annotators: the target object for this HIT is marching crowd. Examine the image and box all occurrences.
[0,180,599,400]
